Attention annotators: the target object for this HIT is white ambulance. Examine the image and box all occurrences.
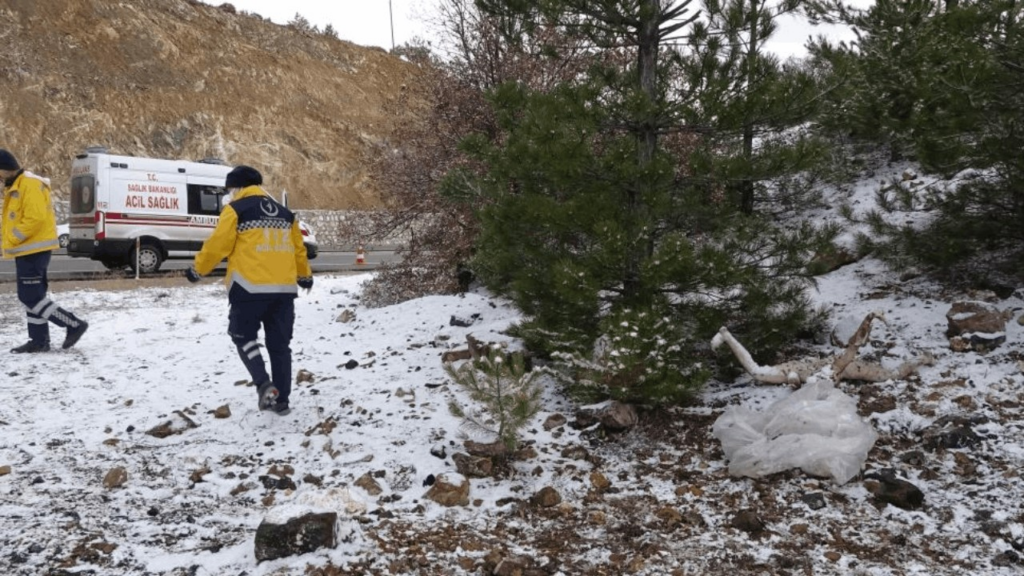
[66,147,317,273]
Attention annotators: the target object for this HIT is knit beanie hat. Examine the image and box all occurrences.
[0,149,20,171]
[225,165,262,189]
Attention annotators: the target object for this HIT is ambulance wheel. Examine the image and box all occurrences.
[130,243,164,274]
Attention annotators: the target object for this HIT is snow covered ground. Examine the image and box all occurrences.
[1,161,1023,575]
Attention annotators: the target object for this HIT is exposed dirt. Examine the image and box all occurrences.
[0,0,427,209]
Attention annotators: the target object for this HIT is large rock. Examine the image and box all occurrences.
[946,301,1012,351]
[254,512,338,563]
[453,452,494,478]
[530,486,561,508]
[574,401,638,432]
[864,469,924,511]
[424,473,470,507]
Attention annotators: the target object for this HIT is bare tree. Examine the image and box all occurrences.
[355,0,599,306]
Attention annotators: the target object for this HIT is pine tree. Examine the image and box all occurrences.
[445,342,542,452]
[686,0,824,214]
[460,0,836,405]
[288,12,312,33]
[813,0,1024,279]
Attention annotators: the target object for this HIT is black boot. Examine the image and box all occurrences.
[11,340,50,354]
[62,321,89,349]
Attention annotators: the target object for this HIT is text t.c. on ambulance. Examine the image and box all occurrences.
[66,147,317,273]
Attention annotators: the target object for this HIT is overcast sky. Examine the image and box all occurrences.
[216,0,872,59]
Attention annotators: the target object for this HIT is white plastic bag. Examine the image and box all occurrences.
[712,379,878,485]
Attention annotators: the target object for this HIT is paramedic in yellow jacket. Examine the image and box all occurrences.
[0,149,88,354]
[186,165,312,416]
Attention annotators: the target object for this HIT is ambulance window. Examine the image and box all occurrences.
[71,175,96,214]
[187,184,226,216]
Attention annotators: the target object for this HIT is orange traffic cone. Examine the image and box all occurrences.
[355,245,366,265]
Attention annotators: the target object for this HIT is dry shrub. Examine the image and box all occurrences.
[353,0,601,307]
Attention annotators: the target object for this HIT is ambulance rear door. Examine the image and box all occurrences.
[185,176,229,255]
[106,167,189,250]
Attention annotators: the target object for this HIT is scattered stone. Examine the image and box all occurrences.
[190,466,211,483]
[922,416,984,451]
[336,309,356,323]
[494,556,530,576]
[531,486,561,508]
[864,469,924,510]
[342,359,359,370]
[655,506,684,526]
[513,446,537,460]
[590,471,612,492]
[254,512,338,563]
[422,474,435,487]
[731,509,765,533]
[0,465,10,476]
[824,551,842,563]
[354,473,383,496]
[269,464,295,477]
[296,369,315,384]
[449,315,475,328]
[543,414,567,431]
[801,492,827,511]
[575,401,638,432]
[103,467,128,489]
[992,550,1020,567]
[453,452,493,478]
[430,444,447,460]
[212,405,231,419]
[560,445,590,461]
[953,452,977,476]
[146,411,199,438]
[259,475,297,491]
[424,473,470,507]
[231,482,254,496]
[900,450,927,467]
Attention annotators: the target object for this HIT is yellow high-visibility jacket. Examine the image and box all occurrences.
[2,170,60,259]
[194,186,311,301]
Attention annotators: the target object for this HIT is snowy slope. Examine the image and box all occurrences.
[0,159,1022,575]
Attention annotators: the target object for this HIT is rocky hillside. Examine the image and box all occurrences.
[0,0,425,209]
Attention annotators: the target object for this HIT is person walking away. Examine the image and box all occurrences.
[185,165,312,415]
[0,149,88,353]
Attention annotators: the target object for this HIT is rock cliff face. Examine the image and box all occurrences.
[0,0,425,208]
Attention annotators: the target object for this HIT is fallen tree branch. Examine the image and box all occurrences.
[713,311,933,385]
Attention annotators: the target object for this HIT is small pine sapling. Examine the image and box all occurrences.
[445,337,542,453]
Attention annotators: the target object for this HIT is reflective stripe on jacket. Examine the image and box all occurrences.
[193,186,312,300]
[2,171,59,259]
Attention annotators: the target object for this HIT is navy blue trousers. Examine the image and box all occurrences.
[227,295,295,405]
[15,251,84,344]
